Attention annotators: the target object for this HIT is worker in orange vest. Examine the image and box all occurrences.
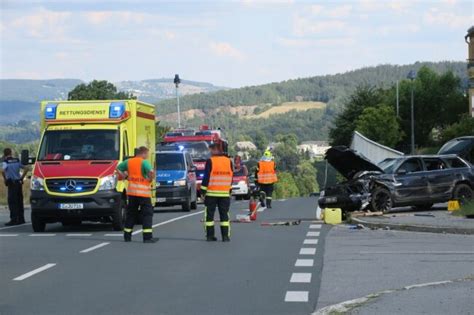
[201,143,233,242]
[116,146,157,243]
[256,150,278,208]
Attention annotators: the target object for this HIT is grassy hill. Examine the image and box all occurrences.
[249,101,326,119]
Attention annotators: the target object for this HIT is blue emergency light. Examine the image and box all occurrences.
[109,102,126,118]
[45,103,57,119]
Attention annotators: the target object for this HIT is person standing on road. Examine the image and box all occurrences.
[116,146,157,243]
[256,150,278,209]
[201,143,233,242]
[1,148,28,226]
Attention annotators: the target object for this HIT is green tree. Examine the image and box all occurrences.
[155,121,171,143]
[68,80,135,100]
[355,105,402,147]
[440,115,474,143]
[329,86,384,146]
[274,172,300,199]
[273,138,300,173]
[295,161,319,196]
[254,130,268,151]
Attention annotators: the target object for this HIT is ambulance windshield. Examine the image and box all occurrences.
[38,130,119,161]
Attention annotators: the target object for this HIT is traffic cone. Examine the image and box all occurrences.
[249,199,258,221]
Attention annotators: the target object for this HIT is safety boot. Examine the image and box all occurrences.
[143,237,159,243]
[221,226,230,242]
[267,199,272,209]
[124,232,132,242]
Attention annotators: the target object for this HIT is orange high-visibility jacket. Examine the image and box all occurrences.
[127,157,152,198]
[257,160,277,184]
[204,156,233,197]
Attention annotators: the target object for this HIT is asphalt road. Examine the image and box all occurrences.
[0,197,328,315]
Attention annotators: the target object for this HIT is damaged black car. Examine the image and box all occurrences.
[318,146,474,213]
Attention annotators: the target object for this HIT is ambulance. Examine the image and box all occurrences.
[22,100,156,232]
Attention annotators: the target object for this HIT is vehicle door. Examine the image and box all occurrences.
[422,157,452,200]
[392,158,429,203]
[185,153,197,196]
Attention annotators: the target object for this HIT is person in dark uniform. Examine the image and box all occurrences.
[201,143,233,242]
[1,148,28,226]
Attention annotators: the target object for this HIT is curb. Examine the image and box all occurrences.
[350,217,474,235]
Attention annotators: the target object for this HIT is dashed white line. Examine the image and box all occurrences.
[132,210,204,235]
[285,291,309,302]
[309,224,322,229]
[303,239,318,245]
[307,231,320,237]
[295,259,314,267]
[29,234,56,237]
[299,248,317,255]
[80,242,110,253]
[104,233,122,237]
[290,273,312,283]
[66,233,92,237]
[0,234,18,237]
[13,263,56,281]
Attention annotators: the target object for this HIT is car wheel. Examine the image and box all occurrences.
[182,198,191,212]
[453,183,473,205]
[371,187,392,213]
[31,213,46,232]
[411,204,433,211]
[112,197,127,231]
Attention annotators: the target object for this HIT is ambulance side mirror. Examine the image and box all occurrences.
[21,150,36,165]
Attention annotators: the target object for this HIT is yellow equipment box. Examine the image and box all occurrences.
[324,208,342,225]
[448,200,460,211]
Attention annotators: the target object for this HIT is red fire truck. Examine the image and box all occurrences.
[162,125,228,196]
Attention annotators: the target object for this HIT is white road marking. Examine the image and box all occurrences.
[257,207,266,212]
[309,224,322,229]
[80,242,110,253]
[0,223,31,231]
[29,234,56,237]
[303,239,318,245]
[0,234,18,237]
[290,273,312,283]
[300,248,317,255]
[307,231,320,237]
[132,210,204,235]
[295,259,314,267]
[13,263,56,281]
[67,234,92,237]
[359,251,474,255]
[104,233,122,237]
[285,291,308,302]
[404,280,452,290]
[279,199,287,202]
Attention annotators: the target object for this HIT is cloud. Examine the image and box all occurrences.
[277,37,356,48]
[375,24,420,36]
[10,8,71,39]
[241,0,294,6]
[293,16,346,36]
[424,8,472,29]
[209,42,245,60]
[309,4,352,18]
[83,11,147,25]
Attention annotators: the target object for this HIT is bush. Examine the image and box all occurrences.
[274,172,300,199]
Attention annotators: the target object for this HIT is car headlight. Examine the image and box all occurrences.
[174,179,186,187]
[30,176,44,191]
[98,175,117,191]
[320,190,325,197]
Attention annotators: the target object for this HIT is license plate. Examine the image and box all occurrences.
[156,198,166,203]
[59,203,84,210]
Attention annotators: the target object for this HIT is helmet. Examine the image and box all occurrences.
[264,150,272,158]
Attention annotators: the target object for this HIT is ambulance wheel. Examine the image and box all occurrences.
[31,213,46,232]
[112,197,127,231]
[182,198,191,212]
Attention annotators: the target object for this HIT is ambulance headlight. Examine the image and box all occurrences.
[44,104,57,119]
[174,179,186,187]
[98,175,117,191]
[31,176,45,191]
[109,102,126,118]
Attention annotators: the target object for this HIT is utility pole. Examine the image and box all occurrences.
[407,70,416,154]
[174,74,181,128]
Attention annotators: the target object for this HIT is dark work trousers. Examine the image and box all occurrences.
[259,184,274,208]
[7,180,24,222]
[204,196,230,238]
[124,196,154,240]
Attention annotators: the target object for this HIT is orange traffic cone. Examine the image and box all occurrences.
[249,199,258,221]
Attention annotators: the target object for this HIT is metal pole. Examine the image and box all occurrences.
[176,85,181,128]
[396,80,399,117]
[410,83,415,154]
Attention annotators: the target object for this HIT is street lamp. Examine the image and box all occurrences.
[407,70,416,154]
[174,74,181,128]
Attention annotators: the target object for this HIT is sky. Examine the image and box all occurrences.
[0,0,473,87]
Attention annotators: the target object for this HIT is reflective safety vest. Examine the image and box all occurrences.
[127,157,152,198]
[207,156,233,197]
[257,160,277,184]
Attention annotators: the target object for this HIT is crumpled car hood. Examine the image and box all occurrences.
[325,146,384,179]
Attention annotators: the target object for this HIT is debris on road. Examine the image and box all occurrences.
[414,213,435,217]
[261,220,301,226]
